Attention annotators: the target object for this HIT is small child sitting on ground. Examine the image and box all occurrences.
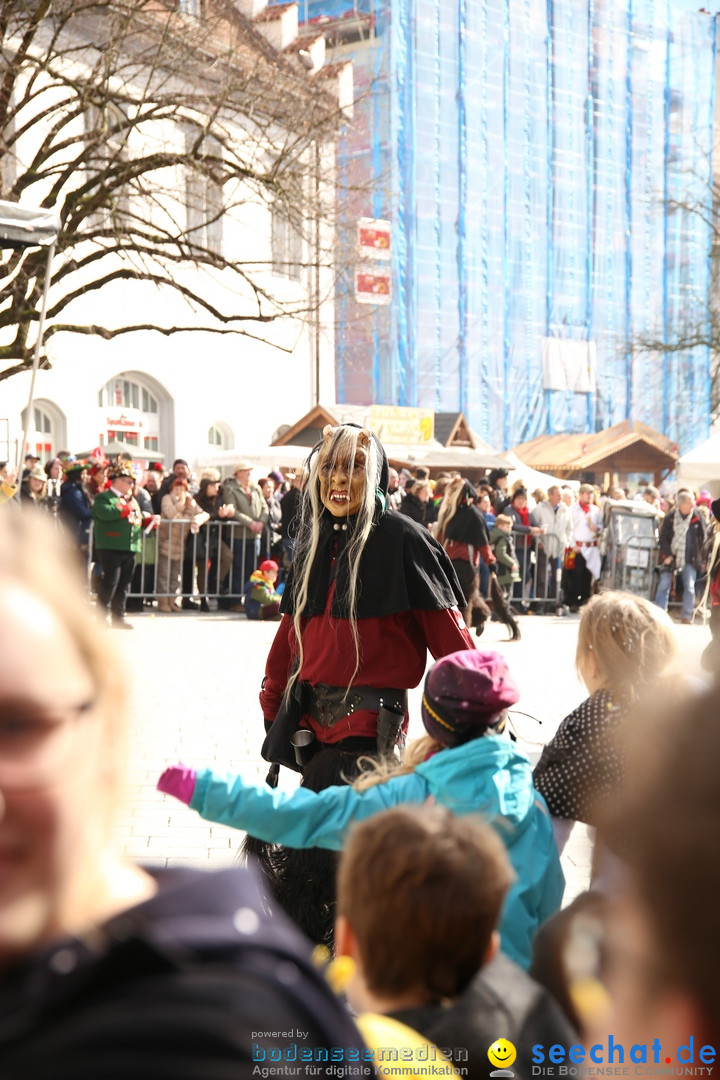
[243,559,282,621]
[158,649,564,969]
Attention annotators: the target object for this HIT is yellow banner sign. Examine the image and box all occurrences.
[368,405,434,444]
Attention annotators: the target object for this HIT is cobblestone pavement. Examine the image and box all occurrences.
[113,607,709,906]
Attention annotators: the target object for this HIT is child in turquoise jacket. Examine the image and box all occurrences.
[158,650,564,969]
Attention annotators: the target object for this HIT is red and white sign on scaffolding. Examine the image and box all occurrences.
[355,269,392,305]
[357,217,391,260]
[355,217,392,305]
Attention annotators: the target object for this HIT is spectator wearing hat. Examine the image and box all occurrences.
[488,467,511,515]
[243,559,283,621]
[219,461,268,611]
[58,460,92,552]
[268,468,286,494]
[158,649,564,969]
[92,465,160,628]
[20,465,48,509]
[192,470,230,610]
[21,452,39,481]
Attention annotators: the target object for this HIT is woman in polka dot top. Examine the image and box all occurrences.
[533,592,676,878]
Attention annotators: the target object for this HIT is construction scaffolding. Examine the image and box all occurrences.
[297,0,717,453]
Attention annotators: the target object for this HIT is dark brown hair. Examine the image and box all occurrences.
[336,805,513,1002]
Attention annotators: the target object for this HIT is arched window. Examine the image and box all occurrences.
[207,421,234,451]
[99,375,161,452]
[21,400,67,460]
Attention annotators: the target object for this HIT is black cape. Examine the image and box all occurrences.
[443,502,491,548]
[280,507,465,619]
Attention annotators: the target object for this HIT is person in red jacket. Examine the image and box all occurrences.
[248,422,474,945]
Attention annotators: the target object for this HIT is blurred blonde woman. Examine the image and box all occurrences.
[0,512,374,1076]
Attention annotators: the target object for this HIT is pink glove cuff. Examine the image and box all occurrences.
[157,765,197,805]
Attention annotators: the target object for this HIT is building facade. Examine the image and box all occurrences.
[301,0,717,454]
[0,0,349,467]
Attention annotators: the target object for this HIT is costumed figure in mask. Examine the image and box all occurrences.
[244,424,475,945]
[435,476,520,640]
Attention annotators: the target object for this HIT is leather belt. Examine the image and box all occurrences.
[578,541,598,547]
[304,683,408,728]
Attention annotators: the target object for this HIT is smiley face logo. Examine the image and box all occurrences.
[488,1039,517,1071]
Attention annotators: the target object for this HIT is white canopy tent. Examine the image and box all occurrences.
[674,431,720,493]
[501,450,580,494]
[195,444,312,477]
[196,440,510,478]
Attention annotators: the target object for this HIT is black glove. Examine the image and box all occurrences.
[265,763,280,788]
[489,561,498,574]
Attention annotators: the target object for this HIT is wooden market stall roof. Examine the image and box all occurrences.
[271,404,509,471]
[510,420,679,481]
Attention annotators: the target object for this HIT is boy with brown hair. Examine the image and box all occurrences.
[334,805,576,1080]
[335,805,512,1012]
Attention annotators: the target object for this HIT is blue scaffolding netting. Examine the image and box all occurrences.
[290,0,716,453]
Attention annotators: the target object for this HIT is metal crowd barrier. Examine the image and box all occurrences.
[486,533,708,616]
[87,519,276,604]
[84,517,708,617]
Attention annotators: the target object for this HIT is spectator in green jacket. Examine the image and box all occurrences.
[92,464,159,629]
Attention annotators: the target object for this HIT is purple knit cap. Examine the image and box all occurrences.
[421,650,520,747]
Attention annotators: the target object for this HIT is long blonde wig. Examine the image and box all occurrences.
[286,425,382,700]
[435,475,470,546]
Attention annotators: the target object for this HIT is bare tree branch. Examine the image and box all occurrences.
[0,0,364,379]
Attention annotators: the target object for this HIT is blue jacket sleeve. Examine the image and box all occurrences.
[61,485,92,521]
[189,768,430,849]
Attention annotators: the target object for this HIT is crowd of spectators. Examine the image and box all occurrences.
[397,466,714,622]
[2,447,720,1078]
[0,450,307,618]
[0,449,714,623]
